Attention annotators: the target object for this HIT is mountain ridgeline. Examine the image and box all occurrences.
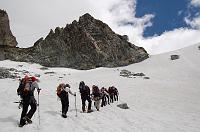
[0,11,149,70]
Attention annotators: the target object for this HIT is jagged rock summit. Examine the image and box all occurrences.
[1,13,149,70]
[0,9,17,47]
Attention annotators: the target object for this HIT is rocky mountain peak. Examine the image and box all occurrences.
[1,12,149,70]
[0,9,17,47]
[0,9,7,17]
[79,13,94,22]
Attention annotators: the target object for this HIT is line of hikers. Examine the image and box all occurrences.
[17,76,119,127]
[78,81,119,113]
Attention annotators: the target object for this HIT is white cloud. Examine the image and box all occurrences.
[191,0,200,7]
[185,0,200,30]
[185,16,200,29]
[87,0,154,45]
[97,0,200,55]
[139,28,200,54]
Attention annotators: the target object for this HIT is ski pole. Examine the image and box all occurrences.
[37,89,41,126]
[13,101,21,103]
[75,92,77,117]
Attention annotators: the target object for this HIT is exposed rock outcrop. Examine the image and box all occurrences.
[117,103,129,109]
[171,55,179,60]
[0,67,19,79]
[0,9,17,47]
[2,13,149,70]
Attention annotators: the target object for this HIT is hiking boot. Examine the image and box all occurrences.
[23,116,32,124]
[87,109,93,113]
[62,113,67,118]
[18,124,24,127]
[62,114,67,118]
[18,122,26,127]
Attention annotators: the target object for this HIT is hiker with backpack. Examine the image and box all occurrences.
[91,85,101,111]
[113,86,119,101]
[100,87,109,107]
[79,81,92,113]
[105,88,110,105]
[108,86,115,103]
[17,76,41,127]
[57,83,76,118]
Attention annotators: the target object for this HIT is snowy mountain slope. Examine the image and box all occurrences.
[0,43,200,132]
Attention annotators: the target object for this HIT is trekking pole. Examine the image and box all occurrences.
[74,92,77,117]
[118,93,120,102]
[37,89,41,126]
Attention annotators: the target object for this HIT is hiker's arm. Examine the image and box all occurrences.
[32,82,41,93]
[69,89,76,96]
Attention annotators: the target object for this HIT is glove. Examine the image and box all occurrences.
[37,88,41,94]
[74,93,76,96]
[65,84,70,88]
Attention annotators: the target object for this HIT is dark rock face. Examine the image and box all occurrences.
[171,55,179,60]
[2,13,149,70]
[0,67,19,79]
[120,69,148,79]
[117,103,129,109]
[0,9,17,47]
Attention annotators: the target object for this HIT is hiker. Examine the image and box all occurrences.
[79,81,92,113]
[105,88,110,105]
[57,83,76,118]
[113,86,119,101]
[108,86,114,103]
[17,76,41,127]
[91,85,101,111]
[100,87,110,107]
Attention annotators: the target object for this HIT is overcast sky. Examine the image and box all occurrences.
[1,0,200,54]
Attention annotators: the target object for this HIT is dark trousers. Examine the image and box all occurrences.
[81,95,92,111]
[110,94,114,103]
[61,97,69,115]
[105,94,110,105]
[114,94,118,101]
[101,94,106,107]
[20,98,37,125]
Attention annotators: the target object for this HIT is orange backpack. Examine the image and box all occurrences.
[57,83,65,97]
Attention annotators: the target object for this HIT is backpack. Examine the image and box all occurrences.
[113,87,118,94]
[84,85,90,95]
[79,81,87,94]
[17,79,25,98]
[17,78,32,97]
[92,85,101,97]
[57,84,64,98]
[108,87,114,94]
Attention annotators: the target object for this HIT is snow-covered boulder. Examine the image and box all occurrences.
[117,103,129,109]
[170,55,179,60]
